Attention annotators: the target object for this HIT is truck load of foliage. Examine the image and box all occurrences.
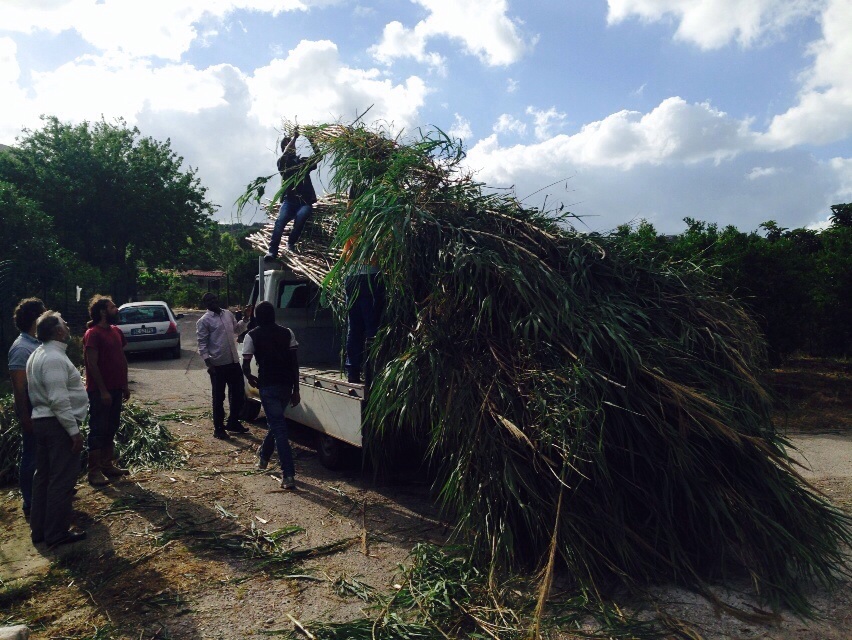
[241,122,851,615]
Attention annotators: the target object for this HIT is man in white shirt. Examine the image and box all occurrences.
[27,311,88,547]
[196,292,253,440]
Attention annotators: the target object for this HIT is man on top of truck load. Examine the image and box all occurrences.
[264,126,320,259]
[197,292,253,440]
[241,301,301,490]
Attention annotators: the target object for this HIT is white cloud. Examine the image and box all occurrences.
[761,0,852,148]
[449,113,473,140]
[830,156,852,201]
[506,78,519,93]
[493,113,526,136]
[248,40,428,131]
[1,0,316,60]
[525,106,567,140]
[606,0,819,50]
[466,98,757,193]
[370,0,529,68]
[746,166,785,180]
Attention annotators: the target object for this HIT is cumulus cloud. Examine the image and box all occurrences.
[1,0,317,60]
[493,113,526,136]
[746,166,784,180]
[370,0,530,68]
[248,40,428,130]
[525,106,567,141]
[449,114,473,140]
[761,0,852,148]
[606,0,818,50]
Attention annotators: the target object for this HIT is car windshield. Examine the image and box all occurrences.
[118,306,169,325]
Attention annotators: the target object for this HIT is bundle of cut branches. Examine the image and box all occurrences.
[239,122,851,615]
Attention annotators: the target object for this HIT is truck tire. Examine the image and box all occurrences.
[318,434,345,470]
[240,397,262,422]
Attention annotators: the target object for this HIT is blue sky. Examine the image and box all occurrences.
[2,0,850,233]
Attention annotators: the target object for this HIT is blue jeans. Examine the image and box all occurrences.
[87,389,123,451]
[20,427,36,510]
[268,196,313,255]
[258,385,295,478]
[345,272,385,381]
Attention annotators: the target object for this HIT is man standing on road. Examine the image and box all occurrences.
[196,292,253,440]
[7,297,46,518]
[27,311,88,547]
[83,295,131,486]
[241,301,300,489]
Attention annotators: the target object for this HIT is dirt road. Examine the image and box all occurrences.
[1,314,850,639]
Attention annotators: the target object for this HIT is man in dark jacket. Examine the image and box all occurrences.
[265,126,319,258]
[241,301,301,489]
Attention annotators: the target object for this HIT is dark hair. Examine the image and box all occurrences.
[87,295,113,329]
[36,311,63,342]
[13,297,45,332]
[255,301,275,326]
[280,137,294,152]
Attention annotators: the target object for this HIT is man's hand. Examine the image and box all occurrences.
[246,374,259,388]
[122,387,131,401]
[290,391,301,407]
[244,304,254,320]
[70,433,83,454]
[100,390,112,406]
[20,415,34,433]
[205,358,215,374]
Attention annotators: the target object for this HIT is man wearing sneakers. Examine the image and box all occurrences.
[197,292,253,440]
[241,301,300,489]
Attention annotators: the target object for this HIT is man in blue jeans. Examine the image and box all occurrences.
[7,297,46,518]
[264,126,320,259]
[241,301,301,489]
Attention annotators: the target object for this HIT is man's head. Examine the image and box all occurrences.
[13,297,46,334]
[202,292,221,312]
[88,295,118,328]
[36,311,69,343]
[255,301,275,326]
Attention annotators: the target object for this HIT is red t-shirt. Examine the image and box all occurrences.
[83,325,128,391]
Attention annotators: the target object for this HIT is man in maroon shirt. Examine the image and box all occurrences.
[83,295,131,486]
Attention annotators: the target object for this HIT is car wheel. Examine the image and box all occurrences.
[171,342,181,359]
[318,434,346,470]
[240,397,262,422]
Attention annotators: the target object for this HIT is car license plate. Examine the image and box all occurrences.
[131,327,157,335]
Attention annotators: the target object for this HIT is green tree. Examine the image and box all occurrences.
[0,116,214,300]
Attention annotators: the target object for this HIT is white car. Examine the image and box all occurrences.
[117,301,183,358]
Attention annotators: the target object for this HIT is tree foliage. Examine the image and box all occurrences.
[0,116,215,301]
[616,212,852,359]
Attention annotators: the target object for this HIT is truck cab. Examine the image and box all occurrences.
[239,261,364,468]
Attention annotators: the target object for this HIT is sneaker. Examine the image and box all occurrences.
[213,429,231,440]
[48,530,87,547]
[280,476,296,490]
[225,422,249,433]
[257,457,269,470]
[263,253,277,261]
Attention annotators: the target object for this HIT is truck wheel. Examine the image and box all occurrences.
[240,397,262,422]
[318,434,345,470]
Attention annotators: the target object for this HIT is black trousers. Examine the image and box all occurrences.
[208,362,245,430]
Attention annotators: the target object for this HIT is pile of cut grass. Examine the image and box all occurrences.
[240,122,852,618]
[0,397,185,485]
